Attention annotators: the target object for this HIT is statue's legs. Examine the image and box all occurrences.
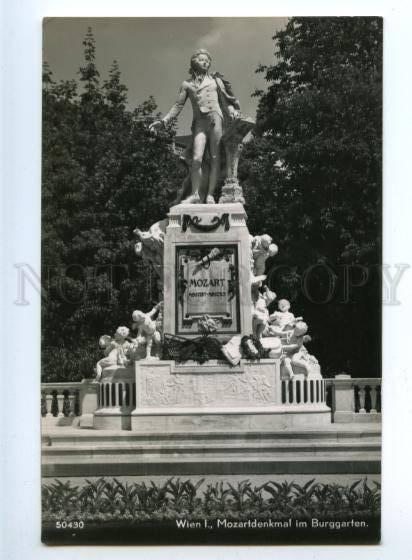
[191,128,207,201]
[207,115,223,201]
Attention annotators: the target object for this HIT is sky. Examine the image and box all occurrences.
[43,17,288,134]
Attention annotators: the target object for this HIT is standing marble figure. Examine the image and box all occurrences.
[150,49,241,204]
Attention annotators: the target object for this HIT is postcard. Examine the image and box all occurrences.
[40,16,382,545]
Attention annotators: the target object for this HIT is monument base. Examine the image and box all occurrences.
[130,408,331,433]
[130,358,331,432]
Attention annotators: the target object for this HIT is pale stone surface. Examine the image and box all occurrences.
[252,286,277,339]
[79,379,99,428]
[130,304,162,360]
[131,359,330,433]
[163,203,252,337]
[131,409,332,433]
[250,234,278,280]
[149,49,251,204]
[332,374,354,422]
[133,219,166,290]
[267,298,303,336]
[95,327,132,380]
[93,365,135,430]
[135,360,279,410]
[42,422,381,476]
[218,117,255,204]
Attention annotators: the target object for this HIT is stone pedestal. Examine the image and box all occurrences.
[93,365,135,430]
[131,359,330,433]
[332,374,355,423]
[163,203,252,339]
[79,379,99,428]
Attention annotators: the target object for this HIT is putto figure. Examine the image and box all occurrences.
[95,326,132,380]
[150,49,241,204]
[267,299,303,336]
[130,303,163,360]
[252,286,277,339]
[250,234,278,287]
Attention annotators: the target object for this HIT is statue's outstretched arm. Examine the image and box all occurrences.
[162,83,188,125]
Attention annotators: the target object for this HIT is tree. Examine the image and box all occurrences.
[42,29,184,381]
[240,17,382,376]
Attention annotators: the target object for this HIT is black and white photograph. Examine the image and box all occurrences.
[37,16,384,546]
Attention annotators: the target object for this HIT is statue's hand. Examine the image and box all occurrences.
[149,120,164,132]
[228,108,241,120]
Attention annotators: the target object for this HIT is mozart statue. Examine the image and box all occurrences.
[150,49,244,204]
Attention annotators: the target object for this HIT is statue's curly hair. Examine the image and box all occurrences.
[189,48,212,78]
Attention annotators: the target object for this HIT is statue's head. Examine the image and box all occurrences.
[132,310,146,324]
[99,334,112,348]
[278,299,291,312]
[294,321,308,337]
[268,243,278,258]
[115,326,130,341]
[190,48,212,75]
[259,234,272,249]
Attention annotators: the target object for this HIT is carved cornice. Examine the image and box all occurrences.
[181,213,230,232]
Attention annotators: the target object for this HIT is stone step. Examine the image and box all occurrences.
[42,440,380,456]
[42,453,381,477]
[42,426,381,447]
[41,424,381,477]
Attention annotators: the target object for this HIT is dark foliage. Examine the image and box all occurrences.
[42,28,184,380]
[240,17,382,376]
[42,477,381,521]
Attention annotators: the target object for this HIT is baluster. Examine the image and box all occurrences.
[41,391,47,416]
[370,385,378,414]
[358,384,366,413]
[50,391,58,416]
[68,390,76,417]
[45,391,53,417]
[303,380,308,403]
[56,392,65,417]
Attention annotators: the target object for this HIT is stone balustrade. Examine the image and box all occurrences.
[281,378,327,406]
[325,374,381,423]
[41,382,81,419]
[41,372,382,428]
[41,379,98,428]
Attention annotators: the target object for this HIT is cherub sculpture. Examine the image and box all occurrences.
[286,342,319,378]
[252,285,277,339]
[134,219,167,291]
[130,303,162,360]
[267,299,303,336]
[279,321,311,379]
[250,234,278,278]
[95,326,132,380]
